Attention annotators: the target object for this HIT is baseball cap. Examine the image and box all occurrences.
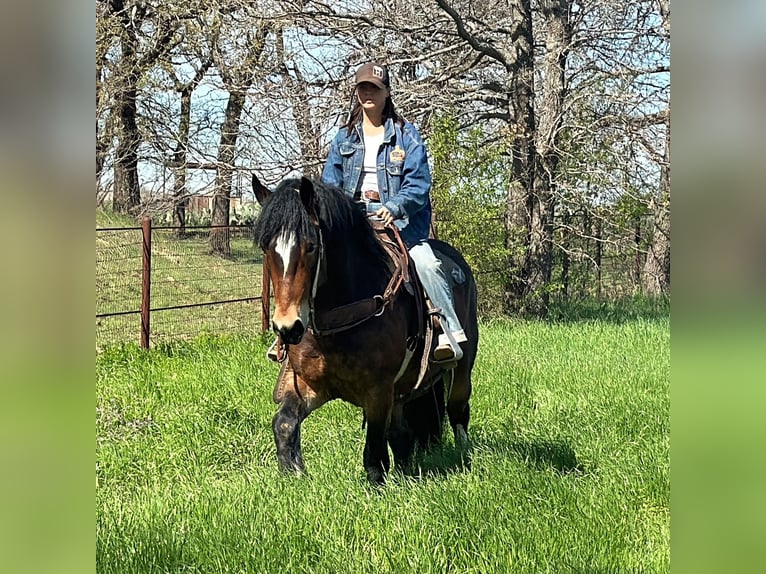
[354,62,390,90]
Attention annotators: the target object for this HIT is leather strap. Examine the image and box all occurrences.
[310,222,406,336]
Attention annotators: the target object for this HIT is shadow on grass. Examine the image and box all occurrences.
[459,433,586,476]
[507,439,585,475]
[397,436,586,481]
[546,295,669,324]
[399,442,473,480]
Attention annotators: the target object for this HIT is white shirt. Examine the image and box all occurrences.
[359,131,385,198]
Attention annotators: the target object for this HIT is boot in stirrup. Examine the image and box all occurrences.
[432,330,467,362]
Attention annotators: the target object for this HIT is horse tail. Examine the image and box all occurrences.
[403,377,446,451]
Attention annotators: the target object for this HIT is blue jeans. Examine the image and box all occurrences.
[409,241,464,334]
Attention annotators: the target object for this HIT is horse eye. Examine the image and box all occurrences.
[306,242,317,254]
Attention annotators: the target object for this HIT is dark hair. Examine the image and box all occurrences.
[341,90,405,135]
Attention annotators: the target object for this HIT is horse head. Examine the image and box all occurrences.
[253,175,322,344]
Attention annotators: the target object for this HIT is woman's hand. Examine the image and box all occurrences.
[375,206,395,226]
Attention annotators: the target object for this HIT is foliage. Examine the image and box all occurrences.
[98,0,669,301]
[429,113,514,317]
[97,315,670,573]
[547,294,670,323]
[96,208,140,229]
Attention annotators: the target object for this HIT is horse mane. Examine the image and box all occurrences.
[254,178,389,267]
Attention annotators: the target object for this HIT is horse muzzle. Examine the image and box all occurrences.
[273,319,305,345]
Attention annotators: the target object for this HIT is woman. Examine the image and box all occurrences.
[321,62,467,361]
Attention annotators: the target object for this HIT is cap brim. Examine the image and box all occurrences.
[355,77,387,90]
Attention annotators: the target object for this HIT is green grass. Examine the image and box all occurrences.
[96,314,669,573]
[97,208,265,349]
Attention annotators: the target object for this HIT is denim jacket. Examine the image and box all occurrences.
[321,117,432,247]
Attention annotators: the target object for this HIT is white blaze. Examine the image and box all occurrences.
[275,231,296,277]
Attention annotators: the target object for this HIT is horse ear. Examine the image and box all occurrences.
[299,177,319,219]
[252,174,271,205]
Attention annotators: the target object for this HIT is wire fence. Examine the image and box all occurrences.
[97,212,653,350]
[96,221,268,351]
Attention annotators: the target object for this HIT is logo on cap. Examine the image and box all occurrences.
[373,66,384,79]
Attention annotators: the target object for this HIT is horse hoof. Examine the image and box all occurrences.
[278,460,305,476]
[365,468,386,486]
[454,424,469,448]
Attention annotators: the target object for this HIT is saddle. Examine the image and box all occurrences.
[371,221,462,387]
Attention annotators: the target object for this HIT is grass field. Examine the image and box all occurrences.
[96,312,669,573]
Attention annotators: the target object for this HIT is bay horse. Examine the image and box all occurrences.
[252,175,478,484]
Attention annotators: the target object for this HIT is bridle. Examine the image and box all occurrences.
[274,213,433,390]
[306,223,325,332]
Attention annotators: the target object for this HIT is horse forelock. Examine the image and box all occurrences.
[254,181,315,250]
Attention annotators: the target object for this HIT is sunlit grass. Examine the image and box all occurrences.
[97,314,669,573]
[97,209,265,349]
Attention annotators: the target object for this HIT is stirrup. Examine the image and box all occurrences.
[432,332,464,363]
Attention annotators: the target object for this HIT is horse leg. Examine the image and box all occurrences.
[272,372,327,475]
[402,378,446,453]
[272,395,306,474]
[363,391,393,485]
[388,402,415,473]
[446,364,472,450]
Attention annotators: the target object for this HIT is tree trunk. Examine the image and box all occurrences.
[173,86,193,235]
[642,122,670,295]
[561,208,572,298]
[595,215,603,299]
[277,28,322,177]
[113,32,142,216]
[527,0,569,314]
[209,24,266,257]
[113,79,141,213]
[171,54,213,236]
[111,4,141,214]
[582,206,592,297]
[210,90,246,257]
[109,0,177,215]
[633,215,642,290]
[503,0,536,312]
[96,58,107,185]
[505,0,569,316]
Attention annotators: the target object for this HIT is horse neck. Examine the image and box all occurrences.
[316,235,391,308]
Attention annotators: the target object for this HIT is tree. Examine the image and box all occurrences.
[165,16,216,235]
[642,120,670,295]
[431,0,569,314]
[95,0,669,301]
[98,0,180,214]
[429,112,510,316]
[641,0,670,295]
[209,8,269,257]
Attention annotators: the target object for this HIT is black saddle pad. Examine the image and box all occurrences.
[429,240,468,291]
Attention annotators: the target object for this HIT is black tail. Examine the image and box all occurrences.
[403,378,446,451]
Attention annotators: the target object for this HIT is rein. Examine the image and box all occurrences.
[308,220,409,337]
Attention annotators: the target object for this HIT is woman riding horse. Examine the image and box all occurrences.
[321,61,468,361]
[253,175,478,484]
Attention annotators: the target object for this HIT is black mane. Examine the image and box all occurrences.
[254,178,388,266]
[254,179,316,250]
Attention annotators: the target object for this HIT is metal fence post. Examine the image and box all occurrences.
[141,217,152,349]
